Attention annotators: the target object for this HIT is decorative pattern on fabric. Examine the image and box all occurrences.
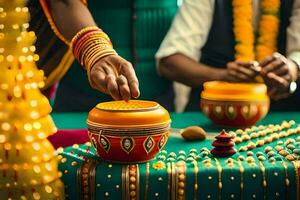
[76,159,98,200]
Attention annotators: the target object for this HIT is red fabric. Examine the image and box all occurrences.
[48,129,89,149]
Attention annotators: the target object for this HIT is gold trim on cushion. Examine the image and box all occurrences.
[77,159,98,200]
[293,161,300,200]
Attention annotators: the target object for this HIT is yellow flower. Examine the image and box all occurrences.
[232,0,251,7]
[152,161,166,170]
[256,45,274,61]
[232,0,280,61]
[233,7,252,18]
[262,0,280,14]
[235,44,255,61]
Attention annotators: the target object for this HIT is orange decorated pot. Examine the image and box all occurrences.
[200,81,270,127]
[87,100,171,163]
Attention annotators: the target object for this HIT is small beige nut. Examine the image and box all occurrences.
[181,126,206,141]
[279,150,289,157]
[116,75,128,86]
[285,154,296,161]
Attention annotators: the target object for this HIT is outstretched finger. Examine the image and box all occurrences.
[272,64,289,76]
[261,59,285,75]
[259,52,280,67]
[119,62,140,98]
[267,72,289,87]
[106,74,121,100]
[116,75,131,101]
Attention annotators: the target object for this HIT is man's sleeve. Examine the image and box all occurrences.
[287,0,300,68]
[155,0,215,64]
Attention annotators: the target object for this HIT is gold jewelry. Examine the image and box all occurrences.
[70,26,100,48]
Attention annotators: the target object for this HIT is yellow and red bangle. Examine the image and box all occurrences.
[70,26,99,48]
[71,26,117,89]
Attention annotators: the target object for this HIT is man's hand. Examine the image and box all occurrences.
[89,54,140,101]
[224,61,260,82]
[260,53,297,100]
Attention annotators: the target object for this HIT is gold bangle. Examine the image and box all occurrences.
[87,50,116,71]
[79,38,112,65]
[78,34,111,54]
[84,45,114,67]
[70,26,99,48]
[81,42,111,66]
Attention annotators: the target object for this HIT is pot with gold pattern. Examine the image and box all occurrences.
[87,100,171,163]
[201,81,270,127]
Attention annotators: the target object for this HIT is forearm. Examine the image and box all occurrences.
[49,0,96,40]
[158,53,226,87]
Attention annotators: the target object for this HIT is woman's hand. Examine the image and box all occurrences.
[89,54,140,101]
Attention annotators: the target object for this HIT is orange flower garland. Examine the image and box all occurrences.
[233,0,280,62]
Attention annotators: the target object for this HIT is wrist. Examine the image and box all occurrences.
[287,59,299,82]
[215,68,228,81]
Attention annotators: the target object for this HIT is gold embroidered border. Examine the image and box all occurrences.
[171,162,176,200]
[77,159,98,200]
[237,160,244,200]
[293,161,300,200]
[281,160,290,199]
[215,159,223,200]
[167,162,172,200]
[122,165,127,200]
[144,163,150,200]
[122,164,139,200]
[193,160,198,200]
[258,161,267,200]
[176,161,186,200]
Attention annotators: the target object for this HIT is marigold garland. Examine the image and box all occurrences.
[232,0,280,62]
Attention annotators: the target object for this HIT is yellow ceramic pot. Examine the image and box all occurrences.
[87,100,171,163]
[201,81,270,127]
